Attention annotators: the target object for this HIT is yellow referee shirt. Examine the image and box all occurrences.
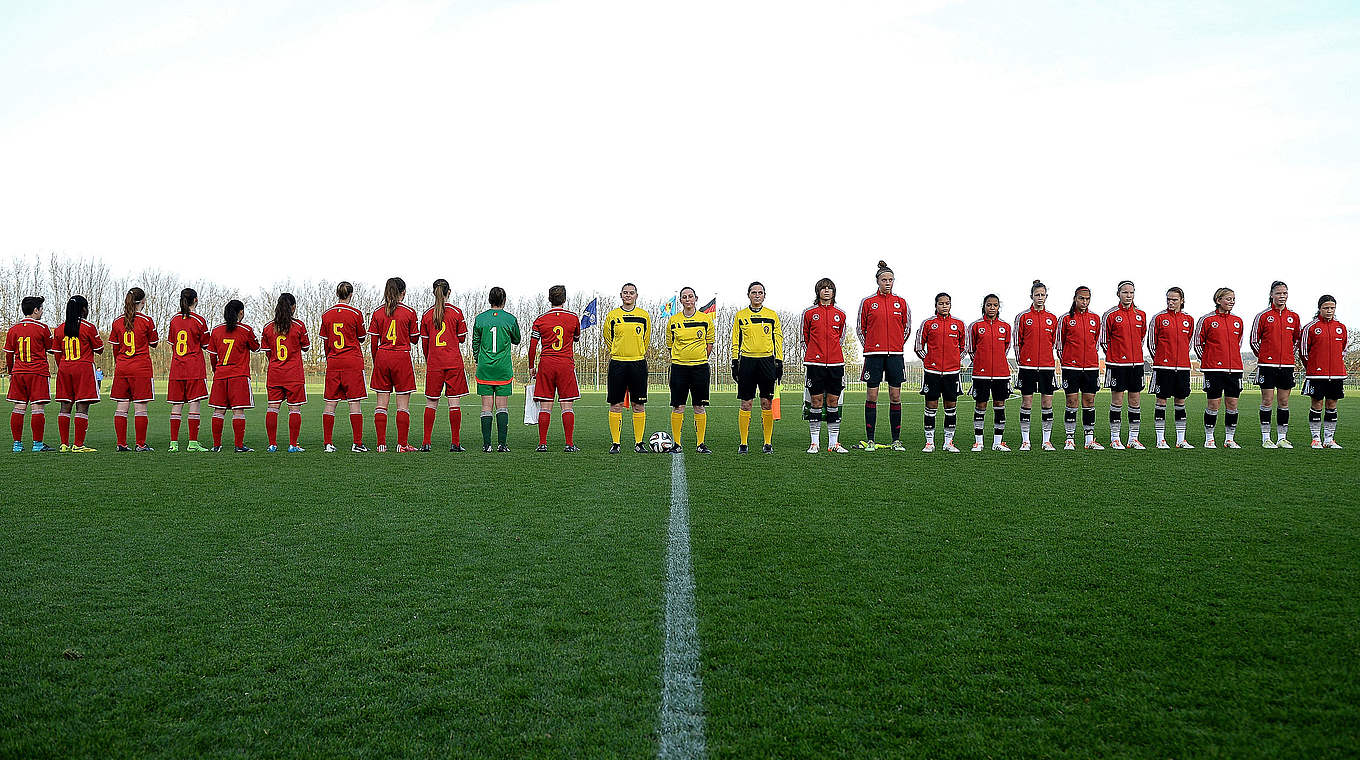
[666,311,715,366]
[732,306,783,359]
[605,306,650,361]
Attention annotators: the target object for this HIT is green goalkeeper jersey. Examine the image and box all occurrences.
[472,308,521,384]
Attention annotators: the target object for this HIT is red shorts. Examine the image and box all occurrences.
[325,368,367,402]
[6,373,51,404]
[166,378,209,403]
[533,358,580,402]
[111,374,154,403]
[209,376,254,410]
[425,367,469,398]
[54,364,100,404]
[267,382,307,404]
[370,352,416,394]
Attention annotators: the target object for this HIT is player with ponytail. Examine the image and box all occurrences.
[52,295,103,452]
[368,277,420,452]
[206,299,260,451]
[855,260,911,451]
[166,288,210,451]
[108,287,159,451]
[1249,281,1301,447]
[1056,285,1102,450]
[262,292,310,452]
[1013,280,1059,450]
[420,278,470,451]
[320,281,369,452]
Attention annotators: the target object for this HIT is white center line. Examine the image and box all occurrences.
[659,453,706,760]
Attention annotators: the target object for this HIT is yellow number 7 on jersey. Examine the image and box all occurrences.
[222,338,235,364]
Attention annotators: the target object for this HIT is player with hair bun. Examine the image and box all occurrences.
[666,286,714,454]
[166,288,210,452]
[1194,287,1246,448]
[206,299,260,452]
[420,278,470,452]
[1249,281,1301,448]
[109,287,159,451]
[261,292,310,452]
[1300,295,1346,448]
[802,278,848,453]
[6,296,54,452]
[1056,285,1102,450]
[1099,280,1148,449]
[368,277,420,452]
[1148,286,1196,448]
[1013,280,1059,450]
[966,294,1012,452]
[320,281,369,452]
[53,295,103,452]
[914,292,965,452]
[855,261,911,451]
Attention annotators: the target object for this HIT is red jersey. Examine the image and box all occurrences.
[262,319,311,385]
[1012,308,1058,369]
[1249,306,1302,368]
[53,319,104,368]
[856,292,911,356]
[966,317,1012,379]
[1193,311,1245,372]
[369,304,420,354]
[207,323,260,379]
[109,312,159,377]
[321,303,367,371]
[5,319,53,375]
[801,304,848,366]
[167,312,211,380]
[1147,310,1195,370]
[1056,310,1101,370]
[1300,317,1347,379]
[527,308,580,367]
[1099,305,1147,366]
[422,304,470,370]
[913,314,966,373]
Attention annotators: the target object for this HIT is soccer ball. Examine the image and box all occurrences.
[649,431,674,452]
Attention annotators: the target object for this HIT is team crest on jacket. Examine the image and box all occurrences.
[1267,315,1275,323]
[834,315,840,322]
[1337,327,1344,335]
[1211,320,1219,328]
[978,326,987,335]
[635,326,642,334]
[998,325,1006,334]
[1046,317,1053,325]
[930,323,938,330]
[1287,316,1294,323]
[1162,319,1170,326]
[894,302,901,309]
[1115,315,1123,323]
[1025,318,1033,326]
[950,324,958,331]
[1315,327,1323,335]
[1068,318,1077,326]
[871,303,879,310]
[763,325,770,334]
[812,314,819,321]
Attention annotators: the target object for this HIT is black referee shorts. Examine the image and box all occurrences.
[669,363,710,407]
[737,356,778,401]
[607,359,648,405]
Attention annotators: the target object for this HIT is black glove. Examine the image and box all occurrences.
[731,359,739,382]
[774,359,783,380]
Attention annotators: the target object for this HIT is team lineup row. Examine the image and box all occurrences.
[3,262,1349,454]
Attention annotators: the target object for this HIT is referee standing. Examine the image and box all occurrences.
[732,282,783,453]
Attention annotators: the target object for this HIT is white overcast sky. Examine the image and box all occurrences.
[2,0,1357,318]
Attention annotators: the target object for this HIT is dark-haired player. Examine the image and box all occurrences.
[855,260,911,451]
[420,279,469,452]
[1148,287,1195,449]
[53,295,103,452]
[166,288,210,452]
[1194,287,1245,448]
[529,285,582,452]
[915,293,965,452]
[802,278,848,453]
[605,283,649,453]
[1013,280,1058,451]
[109,287,159,451]
[5,296,54,452]
[966,294,1011,452]
[206,299,260,452]
[472,287,520,452]
[1099,280,1147,450]
[1300,295,1346,449]
[262,292,310,452]
[732,282,782,454]
[1056,286,1102,450]
[320,282,368,452]
[368,277,420,452]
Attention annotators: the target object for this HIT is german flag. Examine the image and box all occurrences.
[699,297,716,315]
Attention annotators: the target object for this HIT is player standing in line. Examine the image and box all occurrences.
[419,279,470,452]
[1194,287,1246,448]
[1013,281,1059,451]
[732,282,783,454]
[1148,287,1196,449]
[914,293,965,452]
[166,289,210,452]
[665,286,714,454]
[108,287,159,452]
[1099,281,1148,450]
[802,278,849,454]
[1249,281,1301,448]
[53,296,102,452]
[368,277,420,453]
[604,283,650,454]
[1300,295,1346,449]
[320,282,369,453]
[206,299,260,452]
[472,287,521,452]
[529,285,582,452]
[1056,285,1103,450]
[855,261,911,451]
[261,293,310,453]
[966,294,1012,452]
[5,296,54,452]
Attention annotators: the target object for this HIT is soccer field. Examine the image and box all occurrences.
[2,390,1358,758]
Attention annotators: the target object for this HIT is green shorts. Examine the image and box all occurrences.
[477,381,513,397]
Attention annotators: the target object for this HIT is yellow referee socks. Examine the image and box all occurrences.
[762,408,774,445]
[671,411,683,448]
[695,412,707,446]
[609,411,622,444]
[632,410,646,444]
[738,409,751,446]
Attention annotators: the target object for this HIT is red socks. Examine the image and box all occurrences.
[563,410,575,446]
[322,412,335,445]
[423,407,436,446]
[266,409,279,446]
[169,414,181,443]
[188,413,200,441]
[74,414,89,447]
[232,417,246,448]
[288,410,301,447]
[30,411,44,444]
[114,412,128,447]
[58,412,71,446]
[134,412,147,447]
[10,411,23,442]
[350,413,364,446]
[212,415,224,447]
[374,409,387,447]
[449,408,461,446]
[539,411,551,445]
[396,410,410,447]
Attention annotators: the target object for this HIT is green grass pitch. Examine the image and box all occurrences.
[2,389,1357,758]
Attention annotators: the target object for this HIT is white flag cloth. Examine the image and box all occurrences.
[523,381,538,425]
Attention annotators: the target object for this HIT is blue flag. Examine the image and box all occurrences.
[660,294,678,319]
[581,297,599,330]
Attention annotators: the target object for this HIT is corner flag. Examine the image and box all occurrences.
[581,298,599,330]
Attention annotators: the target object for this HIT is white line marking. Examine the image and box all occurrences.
[659,453,706,760]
